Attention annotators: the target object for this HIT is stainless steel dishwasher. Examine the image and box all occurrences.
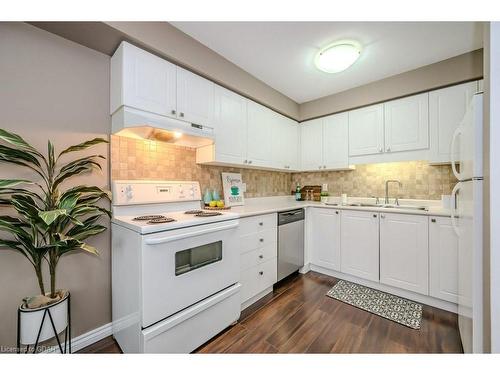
[277,209,305,281]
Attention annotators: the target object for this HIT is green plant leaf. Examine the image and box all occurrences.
[56,234,99,255]
[38,209,67,225]
[58,138,108,158]
[0,145,42,168]
[0,129,41,155]
[0,179,32,188]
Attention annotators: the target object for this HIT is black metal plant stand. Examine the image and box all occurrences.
[17,292,71,354]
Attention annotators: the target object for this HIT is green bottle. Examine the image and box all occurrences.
[295,184,301,201]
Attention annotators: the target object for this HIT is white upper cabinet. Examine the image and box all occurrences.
[348,104,384,156]
[323,112,349,169]
[111,41,177,117]
[384,93,429,153]
[340,210,380,282]
[300,118,323,171]
[176,67,214,127]
[272,114,299,170]
[246,101,274,167]
[429,81,477,163]
[211,85,248,164]
[309,208,341,271]
[429,216,459,303]
[379,213,429,295]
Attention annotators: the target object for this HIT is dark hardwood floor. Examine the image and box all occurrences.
[79,272,463,354]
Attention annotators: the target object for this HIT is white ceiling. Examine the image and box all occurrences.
[171,22,483,103]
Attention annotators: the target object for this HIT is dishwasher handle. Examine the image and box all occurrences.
[278,209,305,225]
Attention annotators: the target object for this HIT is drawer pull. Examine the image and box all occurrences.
[373,214,377,218]
[431,218,436,223]
[259,254,264,259]
[259,222,263,226]
[335,211,339,214]
[259,271,264,276]
[259,238,264,242]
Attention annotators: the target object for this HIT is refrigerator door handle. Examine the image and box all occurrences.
[450,126,463,181]
[450,182,461,236]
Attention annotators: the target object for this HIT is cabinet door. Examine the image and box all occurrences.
[323,112,349,170]
[348,104,384,156]
[117,42,177,117]
[300,118,323,171]
[213,86,247,164]
[384,93,429,153]
[246,101,274,167]
[380,213,428,294]
[429,82,477,163]
[429,216,459,303]
[271,113,297,170]
[176,67,214,127]
[310,208,341,271]
[340,210,379,282]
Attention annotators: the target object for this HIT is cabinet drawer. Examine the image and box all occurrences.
[237,214,276,235]
[239,228,277,254]
[240,244,277,271]
[240,258,277,304]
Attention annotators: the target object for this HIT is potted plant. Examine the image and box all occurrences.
[0,129,110,352]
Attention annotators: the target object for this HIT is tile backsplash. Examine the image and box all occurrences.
[111,136,456,200]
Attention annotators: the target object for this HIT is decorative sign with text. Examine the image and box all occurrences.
[221,172,244,207]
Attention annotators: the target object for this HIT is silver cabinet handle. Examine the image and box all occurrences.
[248,160,252,164]
[379,148,383,153]
[171,109,176,115]
[259,271,264,276]
[386,147,391,152]
[323,165,326,169]
[180,112,184,117]
[259,254,264,259]
[243,160,248,164]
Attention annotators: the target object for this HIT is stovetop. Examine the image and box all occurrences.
[112,209,239,235]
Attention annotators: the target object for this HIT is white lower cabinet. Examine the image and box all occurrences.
[238,214,277,307]
[340,210,380,282]
[379,213,429,294]
[309,208,341,271]
[429,216,459,303]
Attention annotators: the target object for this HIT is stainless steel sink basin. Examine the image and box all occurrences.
[382,204,428,211]
[346,203,383,207]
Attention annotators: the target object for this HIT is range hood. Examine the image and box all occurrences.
[111,106,214,148]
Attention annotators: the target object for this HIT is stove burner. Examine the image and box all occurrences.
[195,211,223,217]
[184,210,204,215]
[148,217,176,224]
[133,215,166,221]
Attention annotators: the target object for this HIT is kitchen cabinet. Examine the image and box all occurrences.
[246,101,275,167]
[429,216,459,303]
[348,104,385,157]
[300,118,323,171]
[300,113,350,171]
[429,81,477,163]
[111,41,177,117]
[237,214,278,307]
[340,210,380,282]
[206,86,248,164]
[272,114,299,170]
[379,213,428,295]
[309,208,341,271]
[384,93,429,153]
[176,67,214,127]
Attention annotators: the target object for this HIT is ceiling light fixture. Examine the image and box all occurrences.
[315,41,361,73]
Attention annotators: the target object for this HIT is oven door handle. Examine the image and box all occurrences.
[144,221,239,245]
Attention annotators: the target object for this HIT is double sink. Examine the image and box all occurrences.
[325,202,428,211]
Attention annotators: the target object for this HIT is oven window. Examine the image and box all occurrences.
[175,241,223,276]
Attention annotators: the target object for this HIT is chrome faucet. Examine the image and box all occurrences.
[385,180,402,205]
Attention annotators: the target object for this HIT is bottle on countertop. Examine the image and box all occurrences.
[203,188,213,205]
[295,183,302,201]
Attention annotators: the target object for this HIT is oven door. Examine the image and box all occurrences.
[141,219,239,328]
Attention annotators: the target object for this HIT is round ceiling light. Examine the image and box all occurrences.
[315,41,361,73]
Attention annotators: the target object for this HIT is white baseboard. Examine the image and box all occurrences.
[43,322,112,353]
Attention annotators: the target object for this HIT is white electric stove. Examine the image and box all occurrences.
[111,180,241,353]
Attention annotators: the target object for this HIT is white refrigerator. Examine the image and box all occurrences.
[450,92,483,353]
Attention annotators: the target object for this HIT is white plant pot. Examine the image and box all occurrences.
[18,291,69,345]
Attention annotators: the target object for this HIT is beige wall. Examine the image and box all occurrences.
[300,49,483,120]
[0,23,111,348]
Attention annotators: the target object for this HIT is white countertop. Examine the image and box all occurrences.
[229,196,452,218]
